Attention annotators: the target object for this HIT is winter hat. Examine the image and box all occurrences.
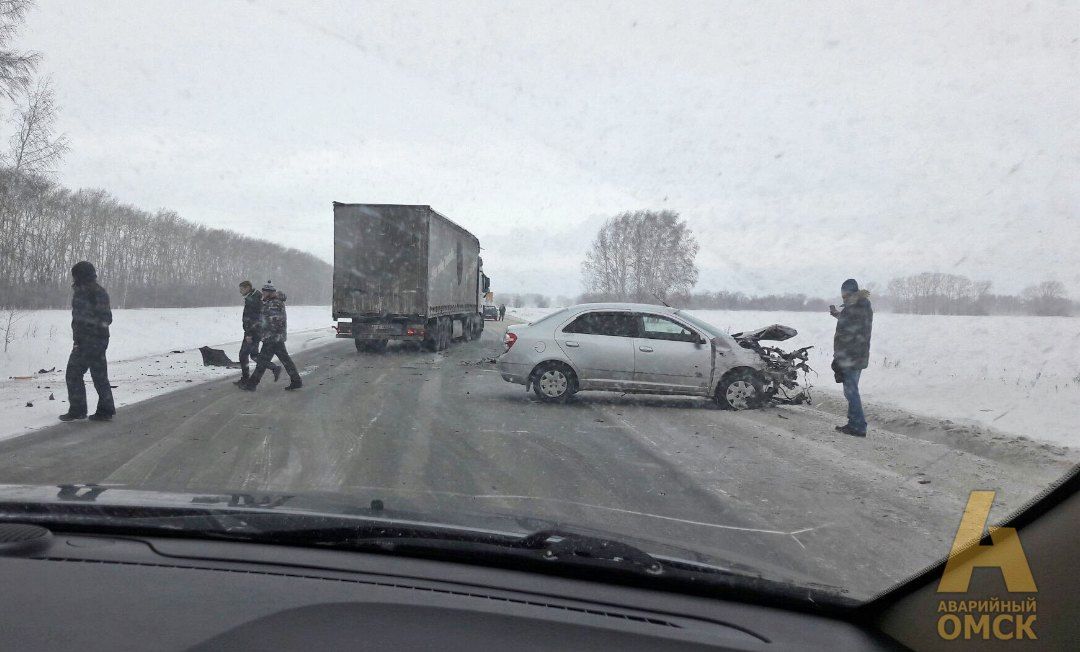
[261,281,276,292]
[71,261,97,283]
[841,278,859,294]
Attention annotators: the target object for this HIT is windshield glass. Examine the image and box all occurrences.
[0,0,1075,607]
[673,311,724,339]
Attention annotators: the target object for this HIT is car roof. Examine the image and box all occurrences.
[566,302,680,314]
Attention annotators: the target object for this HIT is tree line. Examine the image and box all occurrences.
[0,2,331,309]
[0,167,333,308]
[885,273,1072,317]
[578,210,1073,317]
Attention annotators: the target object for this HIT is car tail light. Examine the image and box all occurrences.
[406,327,420,336]
[504,332,517,350]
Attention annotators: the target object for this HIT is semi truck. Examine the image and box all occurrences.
[332,203,490,353]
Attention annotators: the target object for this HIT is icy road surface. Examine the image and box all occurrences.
[0,321,1072,600]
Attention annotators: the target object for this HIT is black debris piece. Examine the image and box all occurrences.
[199,346,241,368]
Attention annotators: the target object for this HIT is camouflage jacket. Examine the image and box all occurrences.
[260,293,288,343]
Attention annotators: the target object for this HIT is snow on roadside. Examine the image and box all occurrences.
[506,305,1080,448]
[0,306,336,442]
[688,310,1080,449]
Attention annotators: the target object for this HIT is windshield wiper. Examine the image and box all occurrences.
[511,529,665,575]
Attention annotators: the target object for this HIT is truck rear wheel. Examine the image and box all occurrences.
[422,320,438,352]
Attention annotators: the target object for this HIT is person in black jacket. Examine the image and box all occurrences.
[239,282,302,391]
[60,261,116,422]
[830,278,873,437]
[236,280,280,386]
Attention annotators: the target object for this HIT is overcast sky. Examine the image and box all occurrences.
[15,0,1079,297]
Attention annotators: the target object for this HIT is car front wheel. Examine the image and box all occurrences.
[715,370,764,410]
[531,363,577,403]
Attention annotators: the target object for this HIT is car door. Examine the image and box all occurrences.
[555,311,638,390]
[633,313,713,394]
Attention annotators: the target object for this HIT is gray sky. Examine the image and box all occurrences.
[16,0,1080,297]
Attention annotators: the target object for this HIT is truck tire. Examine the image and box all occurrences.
[422,319,438,352]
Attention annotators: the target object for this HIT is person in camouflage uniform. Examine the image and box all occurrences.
[830,278,873,437]
[240,282,302,391]
[236,280,280,386]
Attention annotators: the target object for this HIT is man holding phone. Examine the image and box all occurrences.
[830,278,873,437]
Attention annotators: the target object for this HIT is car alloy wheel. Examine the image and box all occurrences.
[725,380,757,410]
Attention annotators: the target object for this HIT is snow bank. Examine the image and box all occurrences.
[696,310,1080,448]
[0,306,336,442]
[507,305,1080,447]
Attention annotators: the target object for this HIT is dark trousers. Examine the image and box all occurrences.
[239,336,278,380]
[66,340,115,416]
[249,340,299,386]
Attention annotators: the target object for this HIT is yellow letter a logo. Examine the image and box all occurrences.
[938,491,1037,593]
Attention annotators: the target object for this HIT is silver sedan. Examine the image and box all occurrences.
[496,303,797,409]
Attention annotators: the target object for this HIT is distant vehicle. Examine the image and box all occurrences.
[482,305,499,321]
[497,303,811,408]
[333,203,490,352]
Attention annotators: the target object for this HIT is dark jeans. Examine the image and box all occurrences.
[249,340,299,386]
[841,369,866,433]
[66,340,115,416]
[239,336,278,380]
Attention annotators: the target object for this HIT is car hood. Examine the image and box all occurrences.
[731,324,798,343]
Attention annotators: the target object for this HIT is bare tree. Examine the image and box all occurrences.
[5,77,67,174]
[582,210,698,303]
[0,302,24,352]
[0,0,37,101]
[1021,280,1070,317]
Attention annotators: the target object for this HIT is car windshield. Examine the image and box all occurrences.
[672,311,725,340]
[0,0,1075,608]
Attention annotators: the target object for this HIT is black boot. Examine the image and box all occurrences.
[283,378,302,391]
[88,412,113,422]
[59,412,87,422]
[272,365,282,382]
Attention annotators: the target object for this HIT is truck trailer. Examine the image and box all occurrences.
[332,203,489,352]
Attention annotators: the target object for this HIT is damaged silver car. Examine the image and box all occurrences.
[497,304,813,409]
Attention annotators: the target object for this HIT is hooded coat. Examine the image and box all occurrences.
[833,289,873,370]
[70,263,112,345]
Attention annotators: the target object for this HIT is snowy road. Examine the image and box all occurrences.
[0,322,1073,599]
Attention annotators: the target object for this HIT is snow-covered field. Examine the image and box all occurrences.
[0,306,336,441]
[508,306,1080,448]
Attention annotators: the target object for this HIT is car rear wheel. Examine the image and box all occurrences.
[531,363,577,403]
[715,370,764,410]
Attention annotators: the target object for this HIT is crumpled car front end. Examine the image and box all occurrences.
[731,324,814,405]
